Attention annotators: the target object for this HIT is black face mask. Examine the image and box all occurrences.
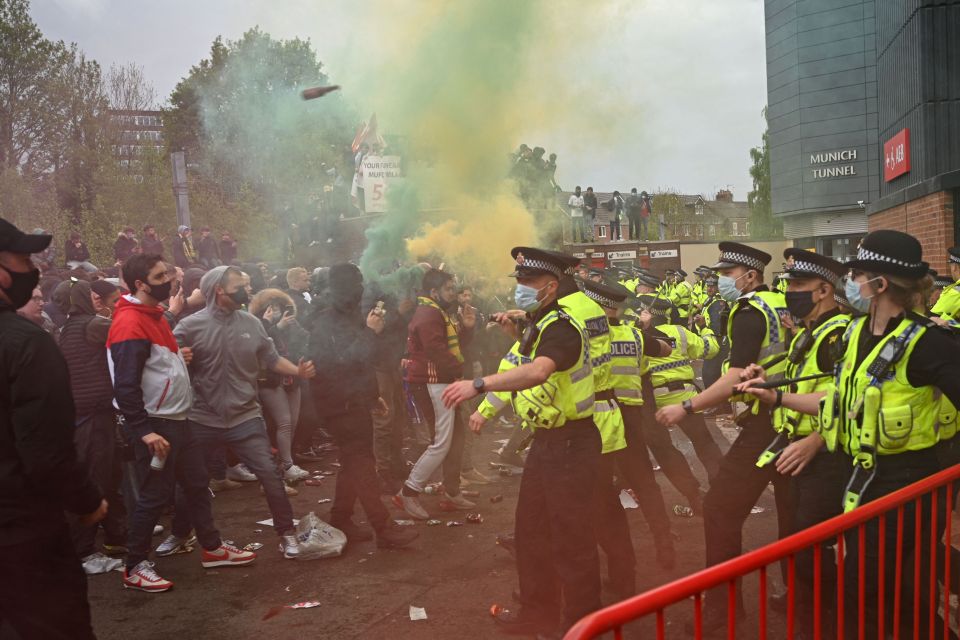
[785,290,817,320]
[1,265,40,310]
[146,280,173,303]
[331,290,361,311]
[227,288,249,306]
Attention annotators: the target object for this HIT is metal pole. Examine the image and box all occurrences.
[170,151,191,228]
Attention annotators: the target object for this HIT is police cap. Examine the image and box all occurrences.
[509,247,579,279]
[712,241,772,272]
[580,279,629,310]
[782,248,845,287]
[844,230,928,280]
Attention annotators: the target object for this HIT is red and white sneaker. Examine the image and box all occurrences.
[123,561,173,592]
[200,542,257,568]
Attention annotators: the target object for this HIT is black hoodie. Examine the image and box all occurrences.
[0,302,102,545]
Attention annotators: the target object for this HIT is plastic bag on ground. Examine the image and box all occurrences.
[294,512,347,560]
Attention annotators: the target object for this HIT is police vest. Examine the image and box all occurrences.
[723,290,790,409]
[819,316,939,469]
[560,290,611,390]
[773,314,850,439]
[931,280,960,321]
[670,281,693,318]
[647,323,718,408]
[476,309,595,431]
[691,282,708,313]
[608,322,645,407]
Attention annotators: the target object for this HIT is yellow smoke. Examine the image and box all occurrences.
[406,191,538,277]
[344,0,570,284]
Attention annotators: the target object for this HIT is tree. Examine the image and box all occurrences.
[163,28,356,259]
[748,107,783,240]
[52,44,108,221]
[104,61,156,111]
[0,0,71,175]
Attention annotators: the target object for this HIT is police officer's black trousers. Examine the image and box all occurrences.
[618,405,672,537]
[842,448,957,640]
[676,412,724,482]
[594,451,637,596]
[702,411,796,617]
[701,344,728,390]
[791,446,847,637]
[639,403,703,507]
[515,421,602,629]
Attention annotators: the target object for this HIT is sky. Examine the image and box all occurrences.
[32,0,768,200]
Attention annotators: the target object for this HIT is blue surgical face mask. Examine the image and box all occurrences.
[717,273,747,302]
[515,283,546,312]
[844,276,881,314]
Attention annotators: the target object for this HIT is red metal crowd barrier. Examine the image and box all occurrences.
[565,463,960,640]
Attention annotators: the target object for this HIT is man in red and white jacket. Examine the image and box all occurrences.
[394,268,475,520]
[108,253,254,593]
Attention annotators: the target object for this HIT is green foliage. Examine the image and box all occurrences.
[748,107,782,240]
[163,27,356,260]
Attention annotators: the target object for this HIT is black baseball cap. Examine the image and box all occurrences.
[0,218,52,254]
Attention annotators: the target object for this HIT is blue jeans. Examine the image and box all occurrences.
[175,417,295,536]
[126,418,220,569]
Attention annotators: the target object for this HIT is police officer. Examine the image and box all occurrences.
[738,249,851,637]
[444,247,600,637]
[744,231,960,638]
[697,273,728,392]
[690,266,712,316]
[656,241,795,623]
[669,268,693,322]
[639,295,724,480]
[928,269,953,310]
[576,278,637,597]
[581,278,676,573]
[930,247,960,321]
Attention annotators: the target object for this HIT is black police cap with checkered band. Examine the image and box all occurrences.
[844,230,928,280]
[711,241,772,272]
[782,248,845,287]
[579,279,629,310]
[509,247,579,279]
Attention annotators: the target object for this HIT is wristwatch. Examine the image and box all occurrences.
[473,377,486,394]
[682,399,695,415]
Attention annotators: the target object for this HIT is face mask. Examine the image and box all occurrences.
[515,283,545,312]
[330,288,362,311]
[0,266,40,310]
[717,273,746,302]
[227,288,249,306]
[785,290,817,320]
[844,276,880,314]
[146,280,173,303]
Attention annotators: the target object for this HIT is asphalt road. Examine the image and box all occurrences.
[86,417,784,640]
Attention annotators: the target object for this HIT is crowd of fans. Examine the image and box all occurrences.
[9,220,517,605]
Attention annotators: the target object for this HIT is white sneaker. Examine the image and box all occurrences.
[283,464,311,482]
[280,533,300,559]
[442,492,476,510]
[155,533,197,557]
[226,464,258,482]
[123,560,172,592]
[209,477,243,492]
[81,551,123,575]
[393,493,430,520]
